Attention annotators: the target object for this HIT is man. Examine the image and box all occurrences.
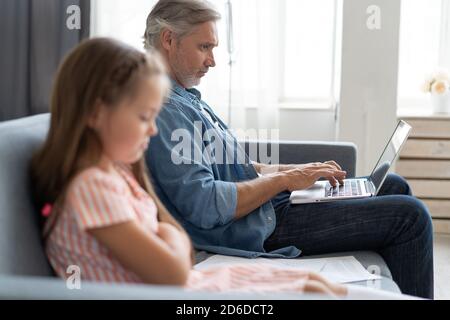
[144,0,433,298]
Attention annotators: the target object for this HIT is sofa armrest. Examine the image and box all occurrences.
[0,275,327,300]
[240,140,357,178]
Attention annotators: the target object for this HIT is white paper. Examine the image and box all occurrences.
[319,256,382,283]
[194,255,382,284]
[345,284,421,300]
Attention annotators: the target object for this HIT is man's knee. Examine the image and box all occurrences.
[398,196,433,235]
[382,173,412,196]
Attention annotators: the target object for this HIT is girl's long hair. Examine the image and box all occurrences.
[30,38,190,252]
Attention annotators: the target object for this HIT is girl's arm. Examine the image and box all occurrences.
[157,222,192,255]
[88,221,193,286]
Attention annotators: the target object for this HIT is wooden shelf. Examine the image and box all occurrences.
[421,200,450,219]
[396,160,450,179]
[398,114,450,233]
[401,140,450,159]
[407,180,450,198]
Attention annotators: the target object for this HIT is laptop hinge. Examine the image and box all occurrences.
[365,180,376,195]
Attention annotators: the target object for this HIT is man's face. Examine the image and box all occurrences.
[168,21,218,88]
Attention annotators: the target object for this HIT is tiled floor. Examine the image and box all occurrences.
[434,233,450,300]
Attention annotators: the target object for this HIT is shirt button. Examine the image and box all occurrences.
[268,216,273,222]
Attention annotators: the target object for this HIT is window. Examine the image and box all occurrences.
[199,0,341,113]
[397,0,450,111]
[90,0,157,51]
[282,0,340,106]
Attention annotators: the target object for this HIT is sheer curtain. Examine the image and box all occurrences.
[0,0,90,121]
[201,0,340,132]
[91,0,281,131]
[199,0,282,132]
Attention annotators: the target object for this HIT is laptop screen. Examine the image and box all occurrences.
[369,121,412,194]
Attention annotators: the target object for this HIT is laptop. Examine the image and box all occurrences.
[289,120,412,204]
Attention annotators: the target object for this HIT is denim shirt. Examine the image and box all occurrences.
[145,79,301,258]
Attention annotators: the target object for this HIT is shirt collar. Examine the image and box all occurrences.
[169,78,202,103]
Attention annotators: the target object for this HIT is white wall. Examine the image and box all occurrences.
[338,0,401,176]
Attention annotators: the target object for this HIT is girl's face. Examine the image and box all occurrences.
[91,76,165,165]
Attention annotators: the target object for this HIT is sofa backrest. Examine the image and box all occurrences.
[0,114,53,276]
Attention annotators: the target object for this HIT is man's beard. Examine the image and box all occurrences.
[178,72,201,89]
[173,56,203,88]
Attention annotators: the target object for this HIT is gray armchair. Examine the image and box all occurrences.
[0,114,399,299]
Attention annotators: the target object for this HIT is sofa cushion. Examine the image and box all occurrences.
[0,113,53,276]
[195,250,400,293]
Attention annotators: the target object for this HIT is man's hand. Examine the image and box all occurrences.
[282,162,346,192]
[313,160,346,186]
[236,161,346,219]
[254,161,346,187]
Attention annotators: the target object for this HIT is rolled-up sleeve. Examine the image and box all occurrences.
[146,104,237,230]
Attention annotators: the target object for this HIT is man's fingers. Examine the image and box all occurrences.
[311,169,346,188]
[313,169,346,180]
[318,164,346,179]
[314,163,336,170]
[327,176,339,187]
[334,170,347,178]
[325,160,342,171]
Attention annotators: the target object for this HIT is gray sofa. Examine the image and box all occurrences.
[0,114,400,299]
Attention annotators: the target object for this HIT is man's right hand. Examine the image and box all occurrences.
[281,162,347,192]
[235,162,346,219]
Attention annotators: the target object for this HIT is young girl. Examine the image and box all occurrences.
[30,38,347,297]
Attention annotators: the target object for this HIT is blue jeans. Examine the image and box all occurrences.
[264,174,434,299]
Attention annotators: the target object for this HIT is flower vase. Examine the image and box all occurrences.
[431,91,450,114]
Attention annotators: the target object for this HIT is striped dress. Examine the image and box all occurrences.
[45,165,309,293]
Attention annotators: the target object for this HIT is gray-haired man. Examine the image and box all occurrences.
[144,0,433,299]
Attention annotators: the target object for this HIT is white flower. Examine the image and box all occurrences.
[421,80,432,93]
[422,70,450,93]
[422,73,435,92]
[431,80,449,95]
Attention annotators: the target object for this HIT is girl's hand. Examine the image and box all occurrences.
[304,272,348,297]
[158,222,191,253]
[157,222,180,240]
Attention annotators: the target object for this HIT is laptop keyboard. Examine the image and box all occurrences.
[325,180,363,198]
